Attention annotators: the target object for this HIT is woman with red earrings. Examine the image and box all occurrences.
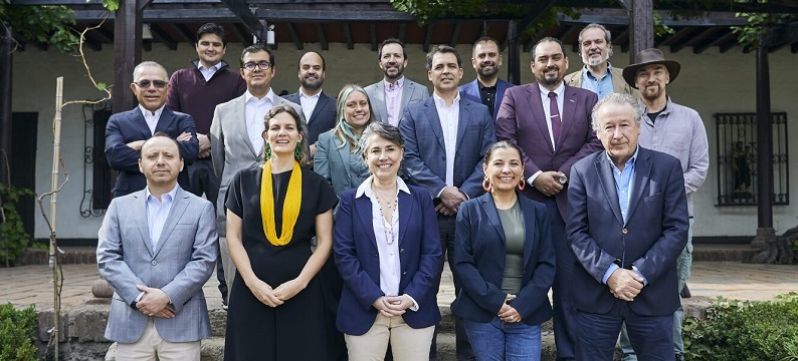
[451,140,557,361]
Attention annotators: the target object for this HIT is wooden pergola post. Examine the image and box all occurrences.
[0,22,12,185]
[629,0,654,59]
[751,38,776,250]
[112,0,151,113]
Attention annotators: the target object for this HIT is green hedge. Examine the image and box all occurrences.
[684,293,798,361]
[0,303,38,361]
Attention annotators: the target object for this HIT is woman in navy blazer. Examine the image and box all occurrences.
[452,141,556,361]
[334,121,443,361]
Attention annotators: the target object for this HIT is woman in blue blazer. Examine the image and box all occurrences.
[314,84,375,196]
[452,141,556,361]
[334,121,443,361]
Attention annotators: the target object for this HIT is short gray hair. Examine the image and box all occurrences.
[133,61,168,81]
[359,121,404,153]
[578,23,612,46]
[590,93,643,132]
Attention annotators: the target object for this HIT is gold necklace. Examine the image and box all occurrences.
[373,189,398,246]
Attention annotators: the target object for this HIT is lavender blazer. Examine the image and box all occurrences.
[495,83,601,219]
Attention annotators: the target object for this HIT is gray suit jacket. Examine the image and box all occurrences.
[209,92,304,235]
[364,77,429,125]
[313,129,370,195]
[97,186,218,343]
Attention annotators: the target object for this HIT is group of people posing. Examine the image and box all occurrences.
[96,21,708,361]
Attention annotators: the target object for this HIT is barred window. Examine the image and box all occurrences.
[714,112,789,206]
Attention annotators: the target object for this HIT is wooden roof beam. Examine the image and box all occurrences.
[369,23,377,51]
[286,23,303,50]
[693,30,735,54]
[233,23,252,45]
[423,23,432,53]
[317,23,328,50]
[450,22,462,46]
[398,23,407,43]
[343,23,353,50]
[148,23,177,50]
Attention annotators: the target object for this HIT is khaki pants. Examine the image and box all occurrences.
[116,319,200,361]
[345,314,434,361]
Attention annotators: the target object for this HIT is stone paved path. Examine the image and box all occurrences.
[2,260,797,310]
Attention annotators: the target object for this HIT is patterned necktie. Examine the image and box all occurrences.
[548,92,561,145]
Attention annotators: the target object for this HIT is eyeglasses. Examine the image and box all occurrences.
[242,61,272,71]
[133,80,168,89]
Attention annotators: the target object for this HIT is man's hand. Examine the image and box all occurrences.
[607,268,645,302]
[176,131,192,142]
[197,133,211,158]
[384,294,414,312]
[309,144,317,158]
[135,285,174,318]
[532,171,567,197]
[247,278,284,307]
[439,186,467,212]
[126,140,145,151]
[272,278,307,302]
[435,203,456,216]
[372,296,406,317]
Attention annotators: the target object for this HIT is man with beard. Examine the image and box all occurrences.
[400,45,495,361]
[285,51,336,157]
[166,22,245,306]
[459,36,514,119]
[365,38,429,126]
[618,48,708,361]
[564,23,634,99]
[495,37,601,361]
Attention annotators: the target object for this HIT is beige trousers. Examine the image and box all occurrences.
[116,319,201,361]
[345,314,435,361]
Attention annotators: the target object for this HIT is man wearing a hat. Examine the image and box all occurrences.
[619,48,709,361]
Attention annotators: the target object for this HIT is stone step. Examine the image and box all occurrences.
[18,247,97,265]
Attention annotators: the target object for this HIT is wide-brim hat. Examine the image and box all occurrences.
[622,48,681,88]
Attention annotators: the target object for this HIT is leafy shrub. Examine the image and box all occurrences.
[0,303,38,361]
[0,184,33,266]
[684,293,798,361]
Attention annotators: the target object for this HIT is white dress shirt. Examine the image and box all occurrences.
[433,93,460,191]
[138,104,165,136]
[197,62,221,82]
[355,176,418,311]
[527,82,565,186]
[145,184,178,250]
[299,88,321,123]
[244,89,275,155]
[384,76,405,126]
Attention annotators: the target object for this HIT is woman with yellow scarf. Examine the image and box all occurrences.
[223,105,337,361]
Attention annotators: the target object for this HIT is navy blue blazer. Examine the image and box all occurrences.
[458,79,513,119]
[284,91,337,145]
[399,96,496,199]
[333,184,443,336]
[567,147,688,316]
[452,193,555,325]
[104,107,198,197]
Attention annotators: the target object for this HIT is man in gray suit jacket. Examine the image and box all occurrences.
[209,45,304,301]
[365,38,429,126]
[97,134,217,360]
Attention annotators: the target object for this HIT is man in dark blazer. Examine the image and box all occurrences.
[284,51,336,156]
[400,45,495,361]
[106,61,198,198]
[459,36,514,119]
[495,37,600,361]
[567,93,688,360]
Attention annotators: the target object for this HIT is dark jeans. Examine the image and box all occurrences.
[464,318,541,361]
[575,301,673,361]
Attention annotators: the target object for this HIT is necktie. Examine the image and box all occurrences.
[548,92,561,145]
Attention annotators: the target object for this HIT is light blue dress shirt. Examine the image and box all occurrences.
[581,65,616,101]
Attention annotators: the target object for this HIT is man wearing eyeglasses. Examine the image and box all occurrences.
[105,61,199,198]
[210,45,304,301]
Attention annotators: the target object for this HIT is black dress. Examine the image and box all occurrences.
[224,166,337,361]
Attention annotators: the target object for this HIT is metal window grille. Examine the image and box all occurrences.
[714,112,789,206]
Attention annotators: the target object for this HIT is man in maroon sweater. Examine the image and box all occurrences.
[166,22,246,305]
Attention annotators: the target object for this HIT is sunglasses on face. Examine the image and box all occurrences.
[133,80,168,89]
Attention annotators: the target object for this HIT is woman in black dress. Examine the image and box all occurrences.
[224,104,337,361]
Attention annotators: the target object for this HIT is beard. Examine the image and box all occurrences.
[640,84,665,101]
[582,48,612,67]
[301,76,323,91]
[477,62,498,78]
[537,69,561,86]
[383,64,405,80]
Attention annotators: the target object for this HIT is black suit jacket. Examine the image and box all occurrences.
[284,90,337,145]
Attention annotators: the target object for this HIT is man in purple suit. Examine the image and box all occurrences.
[495,37,601,361]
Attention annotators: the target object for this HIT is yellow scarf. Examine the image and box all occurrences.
[260,160,302,246]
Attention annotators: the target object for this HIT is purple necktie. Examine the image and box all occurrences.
[548,92,561,145]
